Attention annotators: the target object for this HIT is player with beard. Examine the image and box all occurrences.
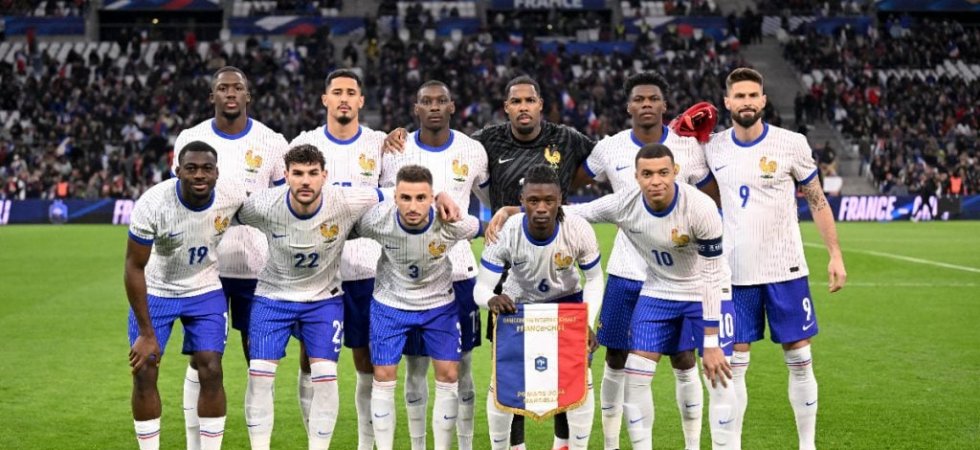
[172,66,289,450]
[379,80,490,450]
[385,75,595,450]
[704,68,846,450]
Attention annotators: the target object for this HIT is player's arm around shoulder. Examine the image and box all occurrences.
[800,176,847,292]
[442,214,482,242]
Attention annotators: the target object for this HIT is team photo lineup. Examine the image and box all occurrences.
[121,61,847,450]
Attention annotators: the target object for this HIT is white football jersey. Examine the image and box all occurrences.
[380,130,490,281]
[480,213,601,304]
[128,178,246,298]
[173,118,289,279]
[566,183,728,320]
[583,126,711,282]
[356,202,481,310]
[237,185,382,302]
[290,125,387,281]
[704,123,818,285]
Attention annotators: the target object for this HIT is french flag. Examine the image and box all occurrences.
[509,32,524,46]
[461,102,479,120]
[493,303,589,419]
[561,90,576,112]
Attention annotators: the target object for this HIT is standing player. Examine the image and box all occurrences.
[475,165,604,450]
[125,141,246,450]
[560,144,734,450]
[355,165,482,450]
[288,69,387,448]
[581,72,720,450]
[387,75,596,450]
[172,66,289,450]
[237,145,383,450]
[704,68,847,450]
[379,80,490,450]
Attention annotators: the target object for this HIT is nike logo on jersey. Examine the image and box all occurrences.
[272,233,287,239]
[168,231,184,238]
[493,438,507,443]
[407,397,422,404]
[575,434,589,440]
[601,405,615,410]
[685,403,700,408]
[629,417,645,424]
[713,165,728,172]
[802,322,816,331]
[720,340,733,348]
[805,400,817,406]
[512,260,527,267]
[316,431,332,437]
[615,164,631,171]
[461,394,475,403]
[719,418,735,425]
[498,157,516,164]
[628,229,643,233]
[246,423,260,428]
[333,345,342,353]
[373,412,390,418]
[443,415,458,420]
[384,244,400,250]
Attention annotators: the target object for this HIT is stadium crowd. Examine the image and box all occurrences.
[0,13,759,200]
[781,18,980,197]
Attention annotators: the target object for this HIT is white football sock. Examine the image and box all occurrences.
[486,385,512,450]
[298,369,313,432]
[183,366,201,450]
[785,346,818,450]
[731,350,750,449]
[199,416,226,450]
[308,361,339,450]
[565,372,594,450]
[245,360,277,450]
[674,366,704,450]
[404,355,430,450]
[457,352,476,450]
[623,353,657,450]
[134,418,161,450]
[371,379,397,450]
[600,362,625,450]
[703,367,737,449]
[356,371,375,450]
[433,380,459,450]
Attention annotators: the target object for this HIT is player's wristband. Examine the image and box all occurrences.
[703,334,720,348]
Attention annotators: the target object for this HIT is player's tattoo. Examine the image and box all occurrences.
[802,178,828,212]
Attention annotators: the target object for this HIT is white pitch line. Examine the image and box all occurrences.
[807,281,979,288]
[803,243,980,274]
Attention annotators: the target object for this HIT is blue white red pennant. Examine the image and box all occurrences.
[493,303,589,419]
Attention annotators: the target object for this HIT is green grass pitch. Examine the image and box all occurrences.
[1,222,979,449]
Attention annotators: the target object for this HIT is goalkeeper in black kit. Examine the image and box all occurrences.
[386,74,595,450]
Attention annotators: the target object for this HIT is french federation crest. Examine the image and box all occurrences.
[671,228,690,247]
[214,215,230,235]
[428,241,447,258]
[359,153,376,177]
[759,157,777,179]
[534,356,548,372]
[244,149,263,174]
[544,146,561,169]
[320,223,340,243]
[553,252,573,271]
[452,159,469,182]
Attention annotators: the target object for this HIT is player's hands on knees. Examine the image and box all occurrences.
[486,206,521,244]
[587,327,599,354]
[487,295,516,315]
[827,256,847,293]
[701,347,732,388]
[435,192,462,222]
[382,128,408,153]
[130,335,162,374]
